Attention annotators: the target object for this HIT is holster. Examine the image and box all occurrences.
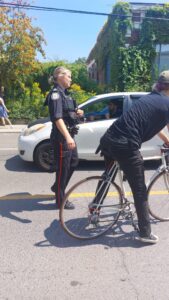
[68,125,79,136]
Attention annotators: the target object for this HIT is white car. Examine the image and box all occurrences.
[18,92,165,171]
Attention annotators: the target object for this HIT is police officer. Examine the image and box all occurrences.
[47,66,84,209]
[98,70,169,244]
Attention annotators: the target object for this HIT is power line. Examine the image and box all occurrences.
[1,1,169,21]
[0,2,110,16]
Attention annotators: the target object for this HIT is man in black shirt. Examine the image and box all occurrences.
[99,70,169,244]
[47,66,83,209]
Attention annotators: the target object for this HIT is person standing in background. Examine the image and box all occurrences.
[0,94,13,127]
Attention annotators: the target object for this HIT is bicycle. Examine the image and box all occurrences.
[59,146,169,240]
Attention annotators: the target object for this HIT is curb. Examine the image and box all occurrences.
[0,125,27,133]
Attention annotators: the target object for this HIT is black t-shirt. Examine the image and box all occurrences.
[47,84,77,140]
[107,91,169,150]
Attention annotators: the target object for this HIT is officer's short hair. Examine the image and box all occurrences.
[48,66,71,85]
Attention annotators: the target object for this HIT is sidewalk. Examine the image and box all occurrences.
[0,124,27,133]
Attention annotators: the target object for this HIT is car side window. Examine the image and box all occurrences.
[105,98,123,120]
[83,97,124,122]
[83,99,106,122]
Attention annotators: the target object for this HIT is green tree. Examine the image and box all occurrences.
[0,3,46,98]
[120,46,151,91]
[70,83,95,105]
[34,60,101,95]
[87,2,132,91]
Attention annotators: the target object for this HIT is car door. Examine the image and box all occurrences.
[75,95,125,160]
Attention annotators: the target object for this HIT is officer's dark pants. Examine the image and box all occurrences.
[107,149,151,237]
[52,140,78,208]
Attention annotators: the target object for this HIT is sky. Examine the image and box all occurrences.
[25,0,169,62]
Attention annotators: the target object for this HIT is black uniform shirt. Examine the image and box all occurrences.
[107,91,169,150]
[47,84,78,140]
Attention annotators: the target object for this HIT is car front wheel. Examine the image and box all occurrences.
[34,141,54,172]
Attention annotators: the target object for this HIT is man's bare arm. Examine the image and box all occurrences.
[157,127,169,146]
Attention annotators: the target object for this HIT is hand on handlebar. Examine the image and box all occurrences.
[163,142,169,148]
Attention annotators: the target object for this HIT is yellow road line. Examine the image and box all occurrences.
[0,194,54,201]
[149,191,169,195]
[69,192,123,198]
[69,190,169,198]
[0,190,168,201]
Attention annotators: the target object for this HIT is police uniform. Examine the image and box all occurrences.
[47,84,79,208]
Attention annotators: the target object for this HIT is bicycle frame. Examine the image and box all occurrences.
[91,161,127,209]
[96,147,169,202]
[89,160,138,231]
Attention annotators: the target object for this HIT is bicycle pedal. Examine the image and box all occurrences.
[88,203,101,214]
[89,214,100,225]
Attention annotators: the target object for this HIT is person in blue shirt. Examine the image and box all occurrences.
[0,95,13,128]
[99,70,169,244]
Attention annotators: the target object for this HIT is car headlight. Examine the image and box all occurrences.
[23,124,46,136]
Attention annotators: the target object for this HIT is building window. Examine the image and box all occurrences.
[132,12,141,22]
[126,28,131,37]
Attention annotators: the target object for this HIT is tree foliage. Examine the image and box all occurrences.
[140,5,169,46]
[88,2,132,91]
[70,83,95,105]
[0,3,46,96]
[120,47,151,91]
[7,59,98,122]
[8,81,48,121]
[0,3,102,122]
[33,59,100,95]
[88,2,169,91]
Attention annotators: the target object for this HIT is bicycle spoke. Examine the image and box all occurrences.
[148,170,169,221]
[60,176,122,240]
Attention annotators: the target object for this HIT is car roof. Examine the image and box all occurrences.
[79,92,148,107]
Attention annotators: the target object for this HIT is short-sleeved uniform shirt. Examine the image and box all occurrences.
[107,91,169,150]
[47,84,78,141]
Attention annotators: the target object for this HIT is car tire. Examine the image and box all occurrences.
[34,141,54,172]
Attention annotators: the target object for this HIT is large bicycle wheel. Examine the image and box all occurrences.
[148,169,169,221]
[60,176,123,240]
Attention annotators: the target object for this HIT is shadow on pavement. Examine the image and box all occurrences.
[0,192,158,249]
[5,155,43,173]
[0,192,55,223]
[5,155,106,173]
[35,217,157,250]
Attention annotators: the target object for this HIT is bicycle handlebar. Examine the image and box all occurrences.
[161,143,169,153]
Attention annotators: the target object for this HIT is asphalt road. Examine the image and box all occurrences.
[0,132,169,300]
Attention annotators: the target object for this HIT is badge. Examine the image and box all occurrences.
[51,92,60,100]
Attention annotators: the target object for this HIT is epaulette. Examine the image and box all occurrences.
[52,87,58,92]
[51,88,60,100]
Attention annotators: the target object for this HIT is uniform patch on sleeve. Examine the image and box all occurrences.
[51,92,60,100]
